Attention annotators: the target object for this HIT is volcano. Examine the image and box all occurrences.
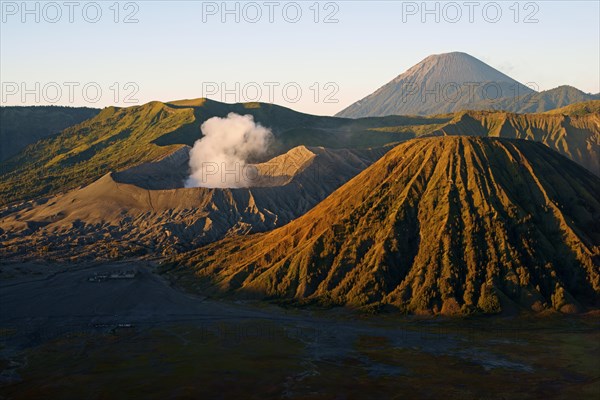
[174,136,600,315]
[336,52,598,118]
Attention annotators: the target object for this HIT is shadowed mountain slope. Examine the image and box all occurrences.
[173,136,600,315]
[482,85,600,114]
[0,106,99,161]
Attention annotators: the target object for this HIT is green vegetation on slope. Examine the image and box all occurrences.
[0,99,447,206]
[544,100,600,115]
[0,103,193,205]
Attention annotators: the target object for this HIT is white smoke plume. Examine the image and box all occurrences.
[185,113,273,188]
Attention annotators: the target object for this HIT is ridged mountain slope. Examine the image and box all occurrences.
[175,137,600,315]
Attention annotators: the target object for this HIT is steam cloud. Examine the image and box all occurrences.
[185,113,273,188]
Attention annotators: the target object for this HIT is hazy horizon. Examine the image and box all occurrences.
[1,1,599,115]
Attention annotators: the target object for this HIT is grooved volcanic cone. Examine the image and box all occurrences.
[336,52,534,117]
[176,136,600,315]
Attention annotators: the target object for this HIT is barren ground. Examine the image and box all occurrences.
[0,260,598,399]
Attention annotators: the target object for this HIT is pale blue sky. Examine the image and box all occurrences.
[1,0,599,115]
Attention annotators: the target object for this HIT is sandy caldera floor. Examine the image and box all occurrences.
[0,260,598,399]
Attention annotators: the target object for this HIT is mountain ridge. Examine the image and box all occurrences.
[2,99,598,208]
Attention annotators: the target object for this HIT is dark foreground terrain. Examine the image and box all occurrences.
[0,260,598,399]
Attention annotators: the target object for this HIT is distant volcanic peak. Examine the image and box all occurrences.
[337,52,543,118]
[430,51,472,58]
[184,136,600,315]
[391,52,528,88]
